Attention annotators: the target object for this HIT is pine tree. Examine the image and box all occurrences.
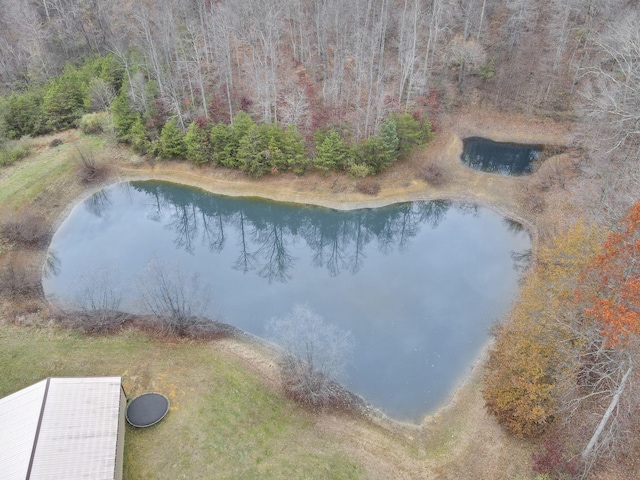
[184,121,212,164]
[314,129,349,172]
[282,125,308,174]
[356,136,388,174]
[237,124,268,177]
[110,91,137,142]
[4,90,45,138]
[221,111,256,168]
[380,116,399,163]
[129,116,150,155]
[209,123,232,166]
[159,119,186,160]
[42,67,88,131]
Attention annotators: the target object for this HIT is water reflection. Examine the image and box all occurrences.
[462,137,541,175]
[132,182,452,281]
[44,180,531,421]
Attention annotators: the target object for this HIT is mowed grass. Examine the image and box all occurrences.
[0,132,107,212]
[0,133,361,479]
[0,324,362,479]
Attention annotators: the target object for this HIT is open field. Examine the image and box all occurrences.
[0,109,574,478]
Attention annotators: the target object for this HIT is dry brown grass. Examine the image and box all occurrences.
[355,179,381,196]
[0,207,51,248]
[419,161,450,186]
[0,251,42,298]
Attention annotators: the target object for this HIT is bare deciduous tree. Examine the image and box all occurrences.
[267,304,354,408]
[575,10,640,225]
[58,268,129,333]
[137,257,212,336]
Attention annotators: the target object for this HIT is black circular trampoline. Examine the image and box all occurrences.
[126,392,170,427]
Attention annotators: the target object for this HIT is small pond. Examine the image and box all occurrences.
[461,136,542,175]
[43,181,530,421]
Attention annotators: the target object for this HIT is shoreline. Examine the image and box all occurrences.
[41,118,569,431]
[0,107,576,477]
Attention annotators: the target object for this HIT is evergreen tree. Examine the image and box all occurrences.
[380,116,399,162]
[110,91,137,141]
[392,113,432,159]
[314,129,349,172]
[355,136,388,173]
[184,120,212,164]
[282,125,308,174]
[261,123,285,171]
[159,119,186,159]
[237,124,269,177]
[42,66,89,131]
[209,122,232,166]
[4,90,44,138]
[129,116,150,155]
[221,111,256,168]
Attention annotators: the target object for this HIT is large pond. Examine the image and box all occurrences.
[43,181,530,421]
[462,136,541,175]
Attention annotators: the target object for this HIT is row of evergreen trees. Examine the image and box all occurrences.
[0,55,433,177]
[119,109,431,177]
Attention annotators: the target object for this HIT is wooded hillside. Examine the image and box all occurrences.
[1,0,638,219]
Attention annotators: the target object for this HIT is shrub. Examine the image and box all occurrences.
[137,257,212,336]
[55,269,130,334]
[0,252,41,297]
[532,435,581,479]
[267,305,354,408]
[79,112,111,135]
[356,179,381,196]
[420,161,449,186]
[75,147,110,184]
[348,163,372,178]
[0,139,32,167]
[520,183,547,214]
[0,207,50,248]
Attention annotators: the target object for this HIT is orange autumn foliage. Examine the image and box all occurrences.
[483,221,606,437]
[581,201,640,346]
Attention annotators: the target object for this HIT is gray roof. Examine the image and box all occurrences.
[0,377,124,480]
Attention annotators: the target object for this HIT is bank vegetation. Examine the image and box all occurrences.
[2,0,640,479]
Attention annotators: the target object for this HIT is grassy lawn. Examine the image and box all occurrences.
[0,131,540,479]
[0,132,361,479]
[0,324,361,479]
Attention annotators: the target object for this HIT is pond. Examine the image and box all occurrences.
[461,136,541,175]
[43,181,530,421]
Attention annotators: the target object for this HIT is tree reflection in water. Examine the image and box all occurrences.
[132,181,452,282]
[44,180,531,420]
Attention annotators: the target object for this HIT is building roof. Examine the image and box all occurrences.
[0,377,124,480]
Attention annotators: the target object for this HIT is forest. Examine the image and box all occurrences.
[1,0,640,478]
[0,0,638,206]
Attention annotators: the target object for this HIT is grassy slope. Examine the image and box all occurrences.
[0,324,361,479]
